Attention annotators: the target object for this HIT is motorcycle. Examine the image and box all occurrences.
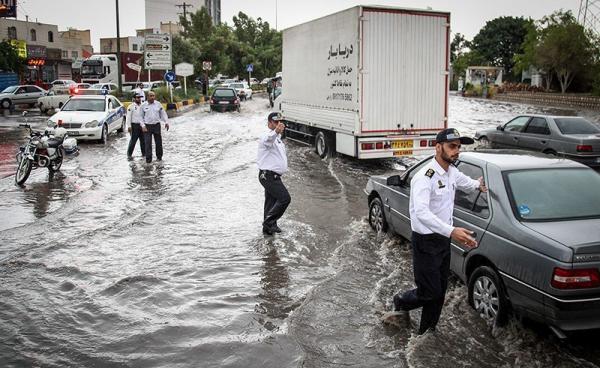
[15,112,77,185]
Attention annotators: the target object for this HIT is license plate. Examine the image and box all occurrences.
[394,150,413,156]
[392,140,414,149]
[219,101,229,104]
[68,131,80,136]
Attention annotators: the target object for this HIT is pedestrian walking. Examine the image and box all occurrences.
[141,91,169,163]
[257,112,291,235]
[134,83,146,103]
[126,92,146,159]
[383,128,488,334]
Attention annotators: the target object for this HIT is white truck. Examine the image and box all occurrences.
[277,5,450,159]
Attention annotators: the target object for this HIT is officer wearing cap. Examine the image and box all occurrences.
[257,112,290,235]
[383,128,488,334]
[126,93,145,159]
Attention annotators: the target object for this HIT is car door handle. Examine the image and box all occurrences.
[540,140,547,144]
[513,137,519,140]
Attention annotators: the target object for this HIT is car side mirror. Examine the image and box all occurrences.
[497,125,504,131]
[54,108,61,113]
[387,175,402,186]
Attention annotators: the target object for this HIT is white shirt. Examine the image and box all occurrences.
[257,129,288,175]
[140,101,168,128]
[409,159,480,238]
[134,87,146,103]
[126,102,144,128]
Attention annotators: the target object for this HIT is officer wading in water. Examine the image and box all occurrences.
[141,91,169,163]
[126,92,145,159]
[383,128,488,334]
[257,112,291,235]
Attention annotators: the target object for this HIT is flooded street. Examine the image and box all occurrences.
[1,95,600,367]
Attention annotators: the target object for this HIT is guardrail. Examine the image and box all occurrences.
[493,92,600,111]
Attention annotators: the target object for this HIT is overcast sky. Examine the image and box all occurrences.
[15,0,580,50]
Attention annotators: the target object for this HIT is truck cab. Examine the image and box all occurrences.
[81,54,118,84]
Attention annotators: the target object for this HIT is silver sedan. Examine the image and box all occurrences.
[365,151,600,337]
[474,115,600,167]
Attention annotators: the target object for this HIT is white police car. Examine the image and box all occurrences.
[45,95,126,144]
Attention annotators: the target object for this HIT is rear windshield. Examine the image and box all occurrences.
[2,86,18,93]
[506,168,600,221]
[214,89,235,97]
[554,118,600,135]
[62,99,105,112]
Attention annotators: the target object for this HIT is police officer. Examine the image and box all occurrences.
[126,92,146,159]
[257,112,291,235]
[134,83,146,103]
[383,128,488,334]
[141,91,169,163]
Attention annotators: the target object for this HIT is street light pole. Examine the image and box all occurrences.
[115,0,123,92]
[275,0,278,31]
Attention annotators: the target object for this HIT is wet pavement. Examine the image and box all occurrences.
[0,96,599,367]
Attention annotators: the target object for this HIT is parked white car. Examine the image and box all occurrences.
[227,82,253,100]
[49,79,76,90]
[38,89,72,113]
[45,95,126,144]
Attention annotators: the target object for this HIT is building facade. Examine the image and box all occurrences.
[99,36,145,54]
[145,0,220,29]
[0,18,87,84]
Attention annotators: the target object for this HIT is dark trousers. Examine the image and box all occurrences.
[144,124,162,163]
[258,170,291,229]
[394,232,451,334]
[127,123,145,157]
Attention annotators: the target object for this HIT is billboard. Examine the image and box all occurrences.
[0,0,17,18]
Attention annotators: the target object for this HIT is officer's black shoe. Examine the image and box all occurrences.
[381,310,410,328]
[262,226,275,235]
[127,155,133,161]
[273,225,282,233]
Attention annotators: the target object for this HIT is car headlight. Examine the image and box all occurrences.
[85,120,99,128]
[47,120,55,127]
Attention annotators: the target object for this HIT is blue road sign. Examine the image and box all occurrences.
[164,71,176,83]
[246,64,254,73]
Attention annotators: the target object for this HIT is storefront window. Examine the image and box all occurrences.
[71,50,78,59]
[42,65,55,83]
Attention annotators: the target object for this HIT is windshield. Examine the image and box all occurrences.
[62,99,105,112]
[81,64,104,76]
[214,89,235,97]
[506,168,600,221]
[230,83,243,88]
[554,117,600,135]
[2,86,18,94]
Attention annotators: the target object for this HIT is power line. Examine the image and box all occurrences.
[175,2,194,21]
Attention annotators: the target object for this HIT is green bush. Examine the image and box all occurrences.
[153,86,181,103]
[175,87,201,101]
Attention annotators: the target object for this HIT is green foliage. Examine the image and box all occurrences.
[452,49,485,83]
[535,11,597,93]
[175,9,282,81]
[471,16,532,80]
[450,33,471,63]
[174,87,201,101]
[0,41,24,73]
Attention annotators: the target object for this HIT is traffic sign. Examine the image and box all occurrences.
[127,63,142,72]
[246,64,254,73]
[145,33,172,70]
[175,63,194,77]
[164,71,176,83]
[202,61,212,71]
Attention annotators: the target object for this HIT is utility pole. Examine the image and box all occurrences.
[275,0,278,31]
[115,0,122,92]
[176,2,194,21]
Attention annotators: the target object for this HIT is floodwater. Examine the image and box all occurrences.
[0,96,599,367]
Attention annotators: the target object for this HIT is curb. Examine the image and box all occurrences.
[122,97,206,112]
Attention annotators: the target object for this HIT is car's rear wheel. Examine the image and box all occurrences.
[468,266,509,326]
[544,149,557,156]
[479,136,491,148]
[117,117,125,133]
[1,99,11,109]
[368,197,388,233]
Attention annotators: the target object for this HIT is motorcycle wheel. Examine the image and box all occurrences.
[49,147,64,172]
[15,157,32,185]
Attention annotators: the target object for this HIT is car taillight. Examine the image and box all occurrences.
[74,88,79,95]
[234,99,240,104]
[58,120,63,126]
[551,267,600,289]
[210,99,215,104]
[420,140,427,147]
[361,143,375,150]
[375,142,383,149]
[576,145,593,152]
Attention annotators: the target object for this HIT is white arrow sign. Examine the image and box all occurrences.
[145,60,172,69]
[144,34,171,44]
[145,33,172,70]
[145,51,171,61]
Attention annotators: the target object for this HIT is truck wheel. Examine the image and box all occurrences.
[468,266,510,327]
[314,131,331,158]
[1,99,11,109]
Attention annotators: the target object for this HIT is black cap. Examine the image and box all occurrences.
[436,128,474,145]
[268,112,282,122]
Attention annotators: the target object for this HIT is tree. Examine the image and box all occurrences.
[535,11,596,93]
[450,33,470,63]
[0,41,24,73]
[452,50,485,83]
[471,16,532,80]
